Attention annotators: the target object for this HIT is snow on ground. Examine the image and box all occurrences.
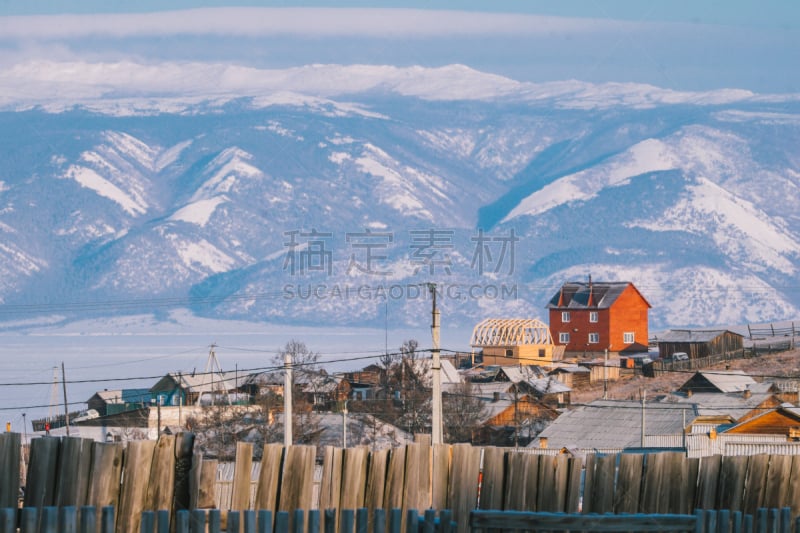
[63,165,148,215]
[173,238,236,273]
[504,138,677,221]
[169,196,227,227]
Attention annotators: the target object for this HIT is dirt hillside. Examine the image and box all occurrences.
[570,347,800,404]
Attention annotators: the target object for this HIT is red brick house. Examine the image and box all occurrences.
[547,279,651,354]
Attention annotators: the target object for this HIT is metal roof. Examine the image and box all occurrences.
[498,365,548,383]
[657,329,743,343]
[688,370,757,393]
[528,377,572,394]
[533,399,688,450]
[549,365,590,374]
[546,281,648,310]
[660,391,772,420]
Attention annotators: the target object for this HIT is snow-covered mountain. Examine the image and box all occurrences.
[0,64,798,330]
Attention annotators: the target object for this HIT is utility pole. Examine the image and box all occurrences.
[61,362,70,437]
[284,350,293,446]
[641,388,646,448]
[342,400,348,448]
[429,283,443,445]
[603,348,609,399]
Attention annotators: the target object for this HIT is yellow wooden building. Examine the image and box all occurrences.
[471,318,565,367]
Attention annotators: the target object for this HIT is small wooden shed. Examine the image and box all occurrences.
[656,329,744,359]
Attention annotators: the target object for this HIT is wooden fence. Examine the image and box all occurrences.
[7,432,800,532]
[2,506,799,533]
[647,343,793,377]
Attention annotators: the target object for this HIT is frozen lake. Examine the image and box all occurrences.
[0,310,473,433]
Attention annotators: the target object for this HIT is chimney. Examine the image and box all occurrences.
[539,437,548,449]
[686,389,692,397]
[492,392,501,402]
[709,428,717,440]
[743,389,752,399]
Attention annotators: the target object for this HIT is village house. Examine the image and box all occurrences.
[470,317,565,366]
[87,388,153,417]
[656,329,745,360]
[464,382,559,446]
[547,279,651,355]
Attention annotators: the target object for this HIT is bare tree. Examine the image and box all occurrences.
[269,339,322,445]
[353,339,431,437]
[443,381,487,443]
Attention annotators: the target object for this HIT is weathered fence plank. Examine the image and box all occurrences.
[403,444,431,514]
[763,455,791,511]
[718,455,749,511]
[614,453,643,514]
[742,454,768,516]
[116,439,157,533]
[364,448,388,519]
[232,442,254,512]
[477,447,504,511]
[685,457,700,515]
[319,446,343,515]
[502,452,527,511]
[172,432,195,517]
[590,453,615,514]
[341,447,369,512]
[664,451,687,514]
[696,454,721,511]
[536,453,556,512]
[278,444,316,529]
[145,435,177,515]
[85,442,124,528]
[24,436,60,509]
[447,444,480,533]
[581,453,595,514]
[564,456,582,514]
[57,438,94,509]
[787,455,800,519]
[431,444,450,511]
[382,447,405,513]
[254,443,284,514]
[0,433,21,509]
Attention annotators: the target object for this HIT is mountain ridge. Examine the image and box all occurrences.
[0,65,798,330]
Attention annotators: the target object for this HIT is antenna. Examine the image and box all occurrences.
[47,366,59,433]
[195,343,232,406]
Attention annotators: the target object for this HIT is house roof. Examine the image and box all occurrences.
[497,365,548,383]
[156,370,245,394]
[549,365,590,375]
[659,391,774,421]
[722,406,800,435]
[527,377,572,395]
[532,399,688,450]
[657,329,744,343]
[680,370,758,394]
[546,281,650,310]
[90,388,151,404]
[409,359,461,386]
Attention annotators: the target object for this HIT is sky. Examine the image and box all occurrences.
[0,1,797,93]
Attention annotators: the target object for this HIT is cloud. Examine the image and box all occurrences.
[0,7,635,39]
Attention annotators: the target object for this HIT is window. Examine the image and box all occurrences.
[588,333,599,344]
[589,311,598,323]
[623,332,635,344]
[539,349,546,358]
[505,348,513,358]
[559,332,571,343]
[562,311,571,322]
